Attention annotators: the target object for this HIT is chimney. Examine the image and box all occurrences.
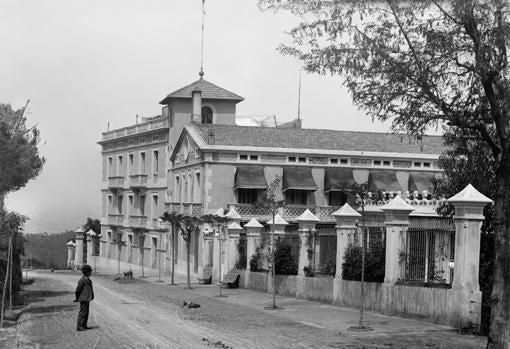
[192,89,202,123]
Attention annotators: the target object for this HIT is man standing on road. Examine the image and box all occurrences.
[74,265,94,331]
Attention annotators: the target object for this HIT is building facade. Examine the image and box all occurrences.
[97,76,443,277]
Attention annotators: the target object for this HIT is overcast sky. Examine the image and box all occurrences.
[1,0,392,234]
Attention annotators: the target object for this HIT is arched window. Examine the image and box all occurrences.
[201,106,213,124]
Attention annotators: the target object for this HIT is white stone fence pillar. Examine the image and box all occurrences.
[296,209,319,276]
[332,203,361,279]
[66,241,75,270]
[74,227,85,271]
[381,196,414,284]
[447,184,492,327]
[227,222,243,272]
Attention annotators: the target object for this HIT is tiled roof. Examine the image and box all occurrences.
[160,78,244,104]
[191,123,445,155]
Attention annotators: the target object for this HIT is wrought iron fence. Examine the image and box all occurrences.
[402,217,455,284]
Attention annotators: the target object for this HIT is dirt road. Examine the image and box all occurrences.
[6,270,486,349]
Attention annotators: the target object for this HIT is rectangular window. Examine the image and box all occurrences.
[414,162,422,167]
[128,195,134,215]
[139,195,146,216]
[374,160,381,166]
[298,157,307,163]
[329,191,347,206]
[237,189,262,204]
[340,159,349,164]
[108,157,113,176]
[128,154,134,175]
[288,156,296,162]
[153,150,159,175]
[383,160,391,166]
[175,176,180,202]
[250,155,258,161]
[117,195,123,214]
[118,155,123,175]
[239,154,248,160]
[284,190,308,205]
[152,195,159,219]
[108,195,113,213]
[140,152,146,174]
[423,162,431,168]
[195,172,201,202]
[330,158,338,164]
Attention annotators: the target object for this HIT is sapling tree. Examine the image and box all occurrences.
[254,175,286,309]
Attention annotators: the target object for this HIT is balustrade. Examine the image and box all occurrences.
[107,176,125,189]
[163,202,202,216]
[107,214,124,226]
[128,215,147,228]
[129,174,148,188]
[101,117,169,141]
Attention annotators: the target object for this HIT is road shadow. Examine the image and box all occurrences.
[29,290,73,303]
[25,304,76,315]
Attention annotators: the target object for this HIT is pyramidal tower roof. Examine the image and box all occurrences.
[160,78,244,104]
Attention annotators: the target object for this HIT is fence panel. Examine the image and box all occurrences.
[403,217,455,284]
[316,225,337,275]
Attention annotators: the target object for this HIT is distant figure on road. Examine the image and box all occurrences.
[74,265,94,331]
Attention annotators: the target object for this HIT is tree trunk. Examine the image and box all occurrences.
[186,234,191,289]
[488,155,510,349]
[171,226,175,285]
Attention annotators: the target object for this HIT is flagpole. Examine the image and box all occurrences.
[200,0,205,78]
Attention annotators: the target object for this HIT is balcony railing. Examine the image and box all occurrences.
[129,174,148,188]
[107,214,125,226]
[227,203,272,221]
[128,215,147,229]
[102,117,169,141]
[164,202,203,216]
[107,176,125,189]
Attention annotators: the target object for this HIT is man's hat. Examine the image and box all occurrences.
[81,265,93,273]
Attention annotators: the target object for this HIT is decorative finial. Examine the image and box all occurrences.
[199,69,204,79]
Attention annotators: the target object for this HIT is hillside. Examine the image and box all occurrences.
[24,231,76,269]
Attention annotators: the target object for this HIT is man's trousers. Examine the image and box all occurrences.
[77,301,90,329]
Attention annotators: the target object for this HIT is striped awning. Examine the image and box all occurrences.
[324,168,356,192]
[282,167,317,192]
[234,166,267,189]
[409,172,435,193]
[368,171,403,192]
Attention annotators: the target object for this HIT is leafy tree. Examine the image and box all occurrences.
[160,212,202,289]
[160,212,181,285]
[82,218,101,257]
[254,175,286,309]
[260,1,510,346]
[0,102,44,199]
[435,132,496,333]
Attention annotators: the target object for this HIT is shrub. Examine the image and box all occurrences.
[320,256,336,276]
[235,238,247,270]
[274,238,298,275]
[342,243,385,282]
[249,247,268,272]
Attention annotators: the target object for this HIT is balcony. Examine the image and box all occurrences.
[107,214,125,226]
[107,176,125,190]
[129,174,148,189]
[128,215,147,229]
[227,204,340,223]
[101,116,169,141]
[164,202,203,216]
